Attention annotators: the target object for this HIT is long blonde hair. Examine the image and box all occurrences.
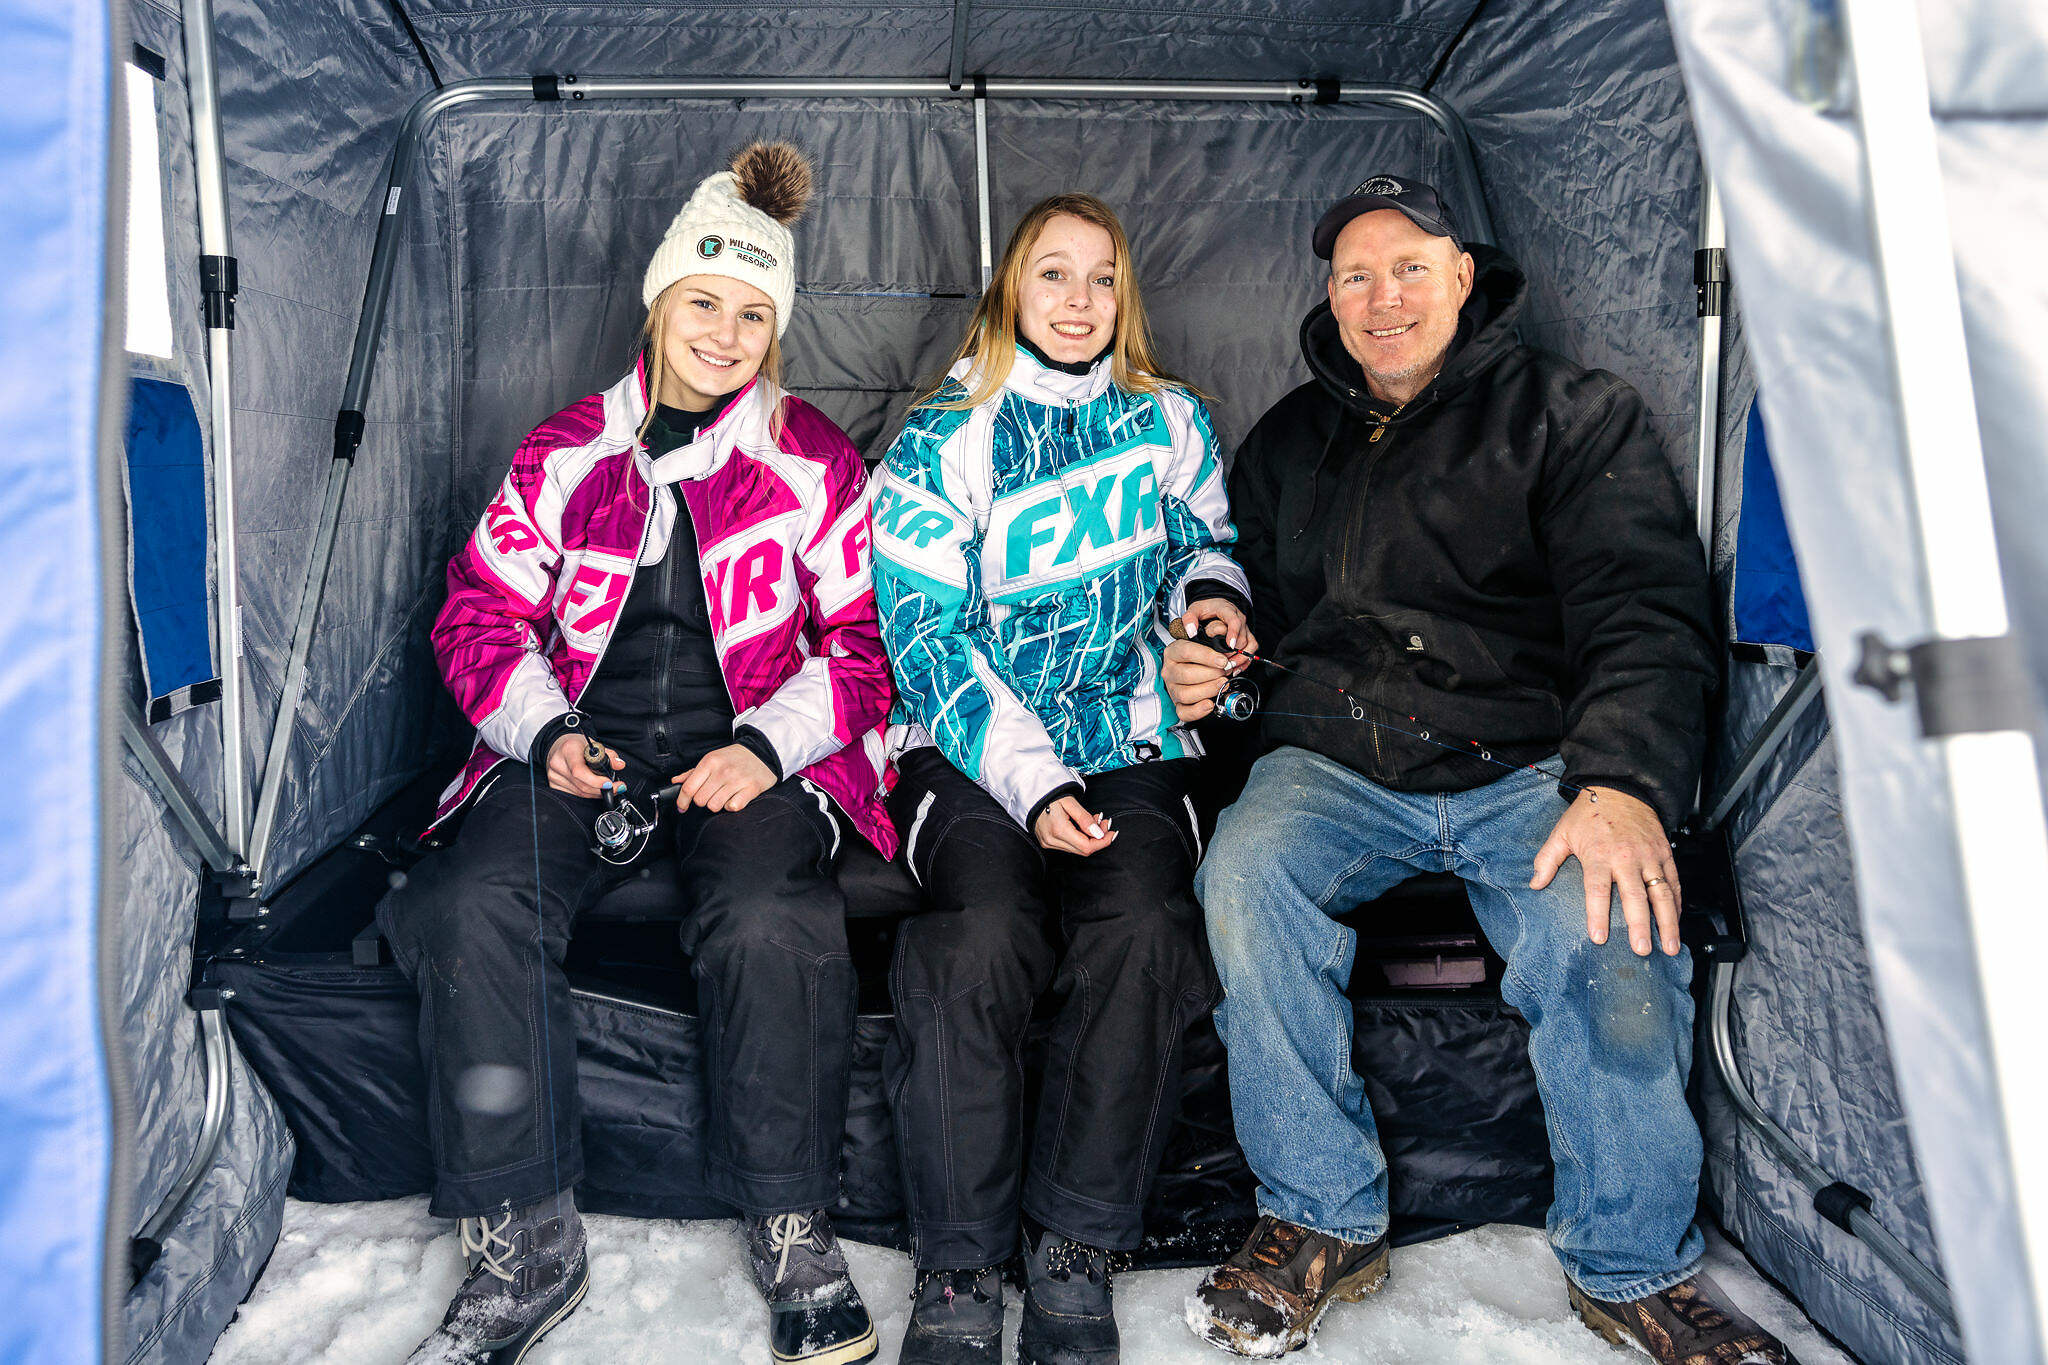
[636,281,788,444]
[923,193,1197,411]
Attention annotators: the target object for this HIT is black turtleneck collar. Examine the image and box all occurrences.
[647,401,716,455]
[1017,333,1107,377]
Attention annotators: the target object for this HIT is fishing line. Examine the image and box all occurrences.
[1197,636,1588,798]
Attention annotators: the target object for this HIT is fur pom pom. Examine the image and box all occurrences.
[728,142,813,225]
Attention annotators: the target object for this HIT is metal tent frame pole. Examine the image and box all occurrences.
[1838,0,2048,1355]
[1689,157,1955,1325]
[1707,967,1955,1321]
[180,0,246,859]
[1697,654,1822,833]
[245,72,1496,882]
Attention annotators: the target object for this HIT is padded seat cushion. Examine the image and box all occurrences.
[583,832,921,923]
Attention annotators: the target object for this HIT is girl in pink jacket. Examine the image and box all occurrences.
[378,143,891,1365]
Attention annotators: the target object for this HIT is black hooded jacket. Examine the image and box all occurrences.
[1229,245,1715,829]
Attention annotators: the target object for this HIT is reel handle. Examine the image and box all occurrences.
[1166,615,1259,721]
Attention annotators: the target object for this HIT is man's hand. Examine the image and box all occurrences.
[672,743,777,813]
[1532,786,1681,956]
[546,733,623,798]
[1034,795,1117,857]
[1162,598,1257,723]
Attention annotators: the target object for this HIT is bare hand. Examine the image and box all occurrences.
[1163,599,1256,723]
[672,743,777,813]
[1531,786,1681,956]
[547,732,623,799]
[1034,795,1117,857]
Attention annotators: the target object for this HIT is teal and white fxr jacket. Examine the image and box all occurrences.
[871,345,1250,828]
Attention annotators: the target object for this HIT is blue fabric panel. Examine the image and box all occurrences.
[126,376,217,705]
[1733,401,1815,652]
[0,0,112,1358]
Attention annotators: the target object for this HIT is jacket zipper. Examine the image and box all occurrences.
[652,491,679,762]
[578,466,657,707]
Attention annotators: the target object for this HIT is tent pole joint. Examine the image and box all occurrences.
[1694,245,1726,318]
[199,252,237,329]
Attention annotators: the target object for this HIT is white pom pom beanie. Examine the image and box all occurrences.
[642,170,799,335]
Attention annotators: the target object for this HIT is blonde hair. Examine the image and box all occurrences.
[922,193,1199,411]
[636,281,788,444]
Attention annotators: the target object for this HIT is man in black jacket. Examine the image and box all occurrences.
[1173,178,1788,1365]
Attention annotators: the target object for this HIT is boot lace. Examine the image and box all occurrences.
[1660,1281,1735,1339]
[1044,1237,1108,1285]
[914,1268,993,1304]
[1249,1218,1309,1271]
[765,1211,831,1285]
[459,1212,518,1284]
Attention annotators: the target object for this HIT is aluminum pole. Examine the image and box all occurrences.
[1693,171,1724,548]
[120,705,241,875]
[180,0,246,856]
[1708,967,1956,1325]
[1842,0,2048,1356]
[973,91,993,289]
[1699,655,1823,832]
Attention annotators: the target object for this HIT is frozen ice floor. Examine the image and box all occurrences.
[212,1198,1855,1364]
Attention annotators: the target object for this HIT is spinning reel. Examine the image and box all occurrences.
[583,738,682,864]
[1169,617,1259,722]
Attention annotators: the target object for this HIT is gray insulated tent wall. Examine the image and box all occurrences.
[79,0,2048,1362]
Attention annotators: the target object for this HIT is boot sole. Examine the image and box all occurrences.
[1567,1282,1647,1355]
[773,1320,878,1365]
[504,1265,590,1365]
[1190,1243,1391,1358]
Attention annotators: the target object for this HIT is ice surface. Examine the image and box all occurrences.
[211,1200,1855,1363]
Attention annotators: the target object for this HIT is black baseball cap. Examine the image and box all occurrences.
[1313,174,1463,259]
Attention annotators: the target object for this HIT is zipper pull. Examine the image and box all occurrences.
[1368,414,1390,444]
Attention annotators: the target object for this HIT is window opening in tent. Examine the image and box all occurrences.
[1730,398,1814,662]
[124,55,174,361]
[122,47,220,720]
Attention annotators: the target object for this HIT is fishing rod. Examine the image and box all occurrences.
[1170,619,1590,799]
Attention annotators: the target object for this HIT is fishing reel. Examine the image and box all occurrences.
[582,738,681,864]
[1169,617,1259,722]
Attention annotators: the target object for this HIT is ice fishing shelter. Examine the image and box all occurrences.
[7,0,2048,1360]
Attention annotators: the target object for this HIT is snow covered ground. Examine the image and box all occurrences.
[212,1198,1853,1364]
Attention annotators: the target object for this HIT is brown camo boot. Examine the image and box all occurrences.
[1182,1215,1389,1358]
[1569,1273,1798,1364]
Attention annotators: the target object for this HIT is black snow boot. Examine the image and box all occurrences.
[900,1266,1003,1364]
[407,1191,588,1365]
[1019,1226,1117,1365]
[744,1208,880,1365]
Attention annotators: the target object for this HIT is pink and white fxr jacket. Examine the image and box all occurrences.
[428,363,897,857]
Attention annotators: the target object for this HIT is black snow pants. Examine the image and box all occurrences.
[882,748,1215,1269]
[377,764,854,1218]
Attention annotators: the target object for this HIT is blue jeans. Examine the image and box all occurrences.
[1197,745,1704,1301]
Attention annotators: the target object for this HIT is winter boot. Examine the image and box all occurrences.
[406,1190,589,1365]
[899,1266,1003,1364]
[1018,1226,1117,1365]
[1182,1214,1388,1358]
[743,1208,879,1365]
[1569,1274,1796,1364]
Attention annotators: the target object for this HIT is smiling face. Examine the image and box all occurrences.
[655,275,775,410]
[1327,209,1474,406]
[1015,213,1118,366]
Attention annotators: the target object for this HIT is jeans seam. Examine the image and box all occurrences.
[1566,1258,1704,1304]
[1461,849,1591,1243]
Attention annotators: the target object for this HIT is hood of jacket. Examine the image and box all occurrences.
[1298,242,1527,417]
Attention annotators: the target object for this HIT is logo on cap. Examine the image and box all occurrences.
[696,235,724,259]
[1359,176,1406,196]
